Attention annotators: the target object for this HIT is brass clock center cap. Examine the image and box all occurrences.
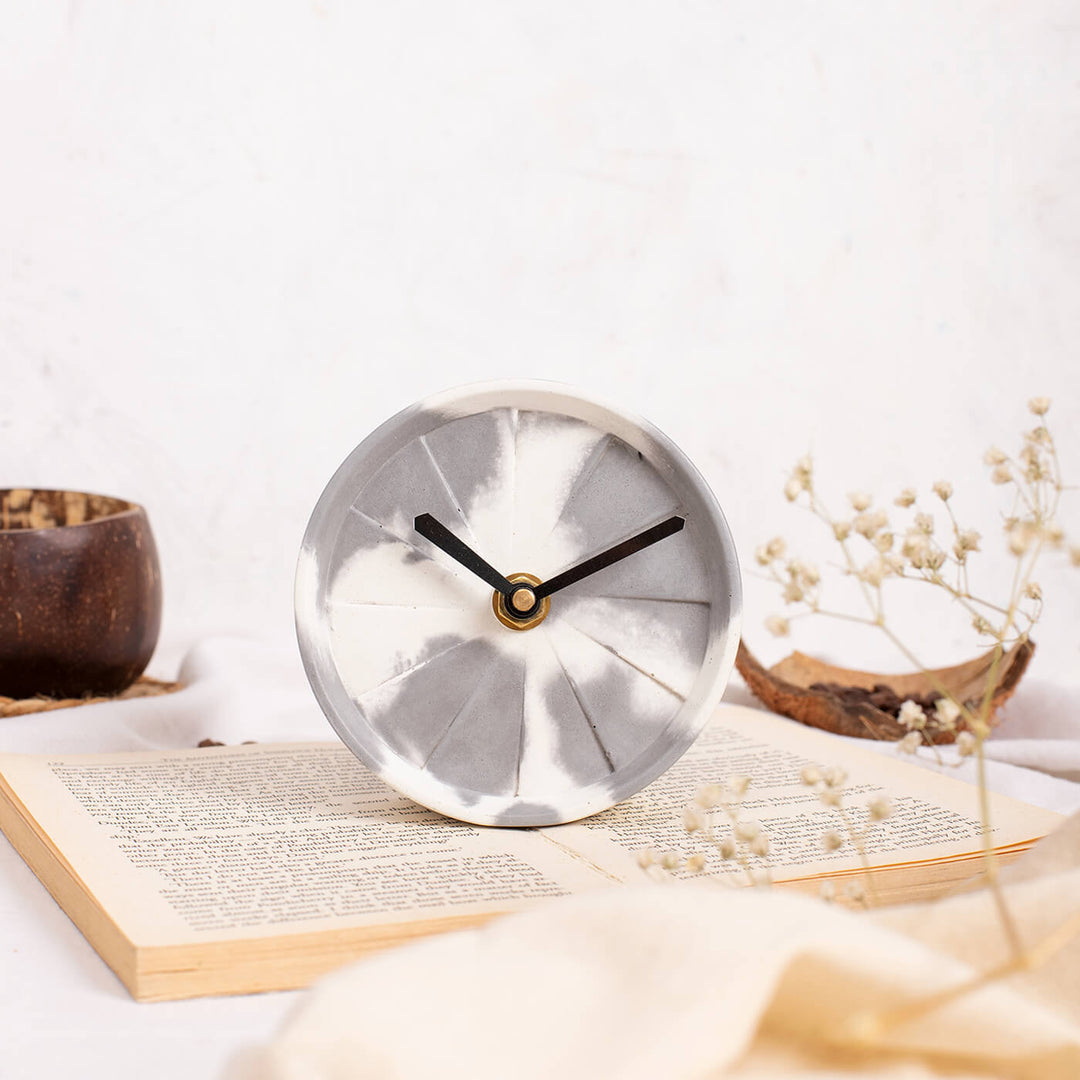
[493,573,550,631]
[511,586,536,612]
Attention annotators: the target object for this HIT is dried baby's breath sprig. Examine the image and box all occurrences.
[637,774,773,885]
[651,776,774,887]
[759,397,1075,1018]
[634,845,688,883]
[800,761,891,904]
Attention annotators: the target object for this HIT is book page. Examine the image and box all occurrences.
[0,743,617,947]
[543,704,1064,883]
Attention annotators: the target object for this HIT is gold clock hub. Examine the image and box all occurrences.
[492,572,550,631]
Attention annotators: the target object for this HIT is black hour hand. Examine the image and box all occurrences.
[533,516,685,600]
[414,514,514,596]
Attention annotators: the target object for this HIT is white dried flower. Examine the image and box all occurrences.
[765,614,790,638]
[682,805,706,833]
[926,549,946,572]
[823,765,847,788]
[718,837,736,860]
[914,512,934,535]
[784,459,811,501]
[754,544,771,567]
[734,820,760,842]
[695,783,724,809]
[833,520,852,542]
[728,776,751,797]
[932,480,953,502]
[1008,523,1035,556]
[934,697,961,728]
[1019,444,1045,484]
[897,732,922,754]
[800,765,823,786]
[873,531,895,553]
[858,558,888,587]
[685,852,707,873]
[1044,522,1065,547]
[782,580,805,604]
[894,488,916,508]
[991,464,1012,485]
[636,847,658,869]
[1028,425,1051,446]
[790,559,820,586]
[983,447,1007,466]
[854,510,888,539]
[659,850,681,870]
[766,537,786,560]
[749,835,770,858]
[956,731,978,757]
[972,614,995,636]
[868,797,892,821]
[849,491,872,512]
[954,529,981,560]
[1025,581,1042,602]
[818,788,842,807]
[902,532,930,567]
[884,553,905,575]
[822,830,843,852]
[1028,396,1051,416]
[898,700,927,731]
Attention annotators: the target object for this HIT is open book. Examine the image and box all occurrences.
[0,705,1060,1001]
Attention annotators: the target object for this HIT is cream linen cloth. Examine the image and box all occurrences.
[229,832,1080,1080]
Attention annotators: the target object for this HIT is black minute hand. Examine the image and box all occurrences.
[414,513,515,595]
[533,516,685,601]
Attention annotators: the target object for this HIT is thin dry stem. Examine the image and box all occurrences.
[760,401,1076,1029]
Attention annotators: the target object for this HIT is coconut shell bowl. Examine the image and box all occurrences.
[0,489,162,700]
[736,639,1034,743]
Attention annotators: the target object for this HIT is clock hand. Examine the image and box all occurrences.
[533,516,685,601]
[414,513,515,596]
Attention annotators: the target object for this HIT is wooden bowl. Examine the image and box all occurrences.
[0,489,162,699]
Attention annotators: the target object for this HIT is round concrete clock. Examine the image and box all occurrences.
[295,381,742,826]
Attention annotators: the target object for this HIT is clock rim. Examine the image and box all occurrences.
[295,379,743,826]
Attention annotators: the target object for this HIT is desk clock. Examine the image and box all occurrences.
[296,382,741,825]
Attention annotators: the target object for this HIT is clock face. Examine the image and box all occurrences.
[296,382,741,826]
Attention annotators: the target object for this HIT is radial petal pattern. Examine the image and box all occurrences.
[298,385,740,826]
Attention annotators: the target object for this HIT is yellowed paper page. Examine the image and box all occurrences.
[543,704,1063,883]
[0,743,616,947]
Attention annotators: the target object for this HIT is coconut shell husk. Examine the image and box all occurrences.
[734,639,1034,742]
